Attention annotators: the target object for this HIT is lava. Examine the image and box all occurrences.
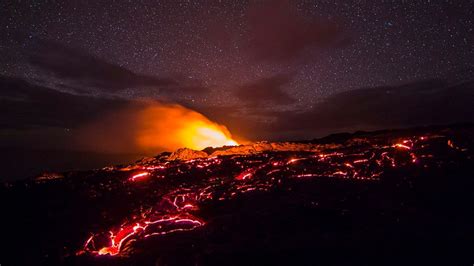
[92,215,204,256]
[84,192,205,256]
[129,172,149,181]
[77,133,468,257]
[235,169,254,180]
[393,143,411,150]
[3,126,473,265]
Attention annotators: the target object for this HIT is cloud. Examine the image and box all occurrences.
[26,40,177,91]
[2,75,472,153]
[0,75,227,154]
[0,75,128,130]
[234,74,295,106]
[244,0,346,62]
[270,79,474,136]
[188,79,474,142]
[75,101,239,154]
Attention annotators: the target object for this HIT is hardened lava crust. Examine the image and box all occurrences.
[2,124,474,265]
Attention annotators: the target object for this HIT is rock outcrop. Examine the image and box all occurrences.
[168,148,209,161]
[166,142,343,161]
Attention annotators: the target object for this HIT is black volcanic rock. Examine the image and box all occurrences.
[1,124,474,266]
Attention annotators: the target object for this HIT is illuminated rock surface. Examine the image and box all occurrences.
[168,147,209,161]
[2,125,474,265]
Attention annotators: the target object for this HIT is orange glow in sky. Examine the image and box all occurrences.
[76,102,239,154]
[136,103,238,151]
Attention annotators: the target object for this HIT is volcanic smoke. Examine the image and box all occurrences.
[76,101,238,154]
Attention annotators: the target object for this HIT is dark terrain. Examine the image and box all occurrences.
[1,125,474,265]
[0,148,142,181]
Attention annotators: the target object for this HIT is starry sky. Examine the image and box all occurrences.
[0,0,473,152]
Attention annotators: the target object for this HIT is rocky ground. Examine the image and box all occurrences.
[1,124,474,265]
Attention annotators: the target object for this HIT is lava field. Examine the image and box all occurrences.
[1,125,474,265]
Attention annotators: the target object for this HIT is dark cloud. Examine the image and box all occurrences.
[245,0,346,62]
[0,75,128,129]
[0,75,212,154]
[163,83,210,97]
[189,104,255,141]
[2,74,472,152]
[271,79,474,136]
[27,40,176,91]
[234,74,295,106]
[196,79,474,141]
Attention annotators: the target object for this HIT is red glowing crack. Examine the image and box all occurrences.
[80,135,444,257]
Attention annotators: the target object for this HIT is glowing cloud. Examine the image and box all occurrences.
[136,103,238,151]
[76,101,238,154]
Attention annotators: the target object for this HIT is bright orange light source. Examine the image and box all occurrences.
[188,124,238,149]
[136,103,238,151]
[76,102,239,154]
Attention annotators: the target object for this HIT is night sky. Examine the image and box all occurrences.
[0,0,473,163]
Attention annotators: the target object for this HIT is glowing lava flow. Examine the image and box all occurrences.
[93,215,203,256]
[80,134,461,257]
[129,172,149,181]
[97,223,144,256]
[84,192,205,256]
